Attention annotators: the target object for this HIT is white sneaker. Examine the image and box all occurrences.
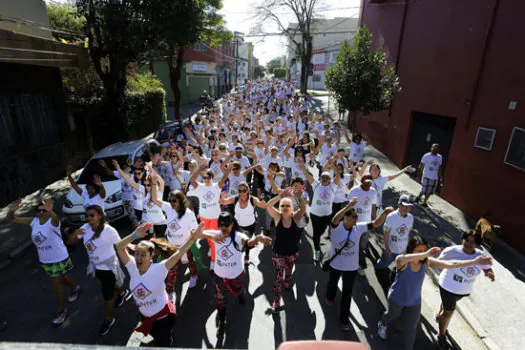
[377,321,387,340]
[313,250,321,262]
[189,275,198,288]
[170,293,176,305]
[210,261,214,271]
[357,268,366,276]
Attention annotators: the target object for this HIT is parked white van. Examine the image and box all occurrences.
[62,139,159,226]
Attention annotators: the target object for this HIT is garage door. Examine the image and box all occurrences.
[187,75,210,104]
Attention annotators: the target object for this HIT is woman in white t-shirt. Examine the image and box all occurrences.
[349,133,368,165]
[326,200,393,330]
[197,212,272,339]
[150,188,201,296]
[68,205,129,336]
[116,222,209,347]
[67,166,106,215]
[7,198,81,327]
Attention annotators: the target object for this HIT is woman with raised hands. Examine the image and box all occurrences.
[377,236,493,349]
[115,222,208,347]
[266,187,306,312]
[7,198,81,326]
[67,205,128,336]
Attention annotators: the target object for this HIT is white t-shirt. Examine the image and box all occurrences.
[318,144,337,165]
[371,176,389,207]
[113,171,134,201]
[132,184,144,211]
[81,189,105,214]
[227,173,246,197]
[350,141,367,162]
[333,174,352,203]
[421,152,443,180]
[208,230,247,279]
[263,171,284,194]
[347,186,378,222]
[79,224,120,270]
[384,210,414,254]
[291,192,309,228]
[190,183,221,219]
[263,155,283,169]
[233,156,251,170]
[161,204,198,246]
[126,257,169,317]
[140,186,166,225]
[438,246,490,295]
[31,217,68,264]
[329,222,370,271]
[208,161,224,180]
[310,179,338,216]
[290,156,310,180]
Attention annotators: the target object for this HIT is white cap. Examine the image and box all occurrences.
[321,171,332,179]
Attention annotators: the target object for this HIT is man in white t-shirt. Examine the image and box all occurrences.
[416,144,444,207]
[347,174,378,274]
[436,230,494,344]
[375,194,414,270]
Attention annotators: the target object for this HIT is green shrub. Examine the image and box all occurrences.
[122,88,167,139]
[273,67,286,78]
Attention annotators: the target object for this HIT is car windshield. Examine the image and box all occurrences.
[156,122,183,141]
[76,156,129,184]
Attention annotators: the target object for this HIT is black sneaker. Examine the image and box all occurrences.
[116,290,130,308]
[99,318,116,336]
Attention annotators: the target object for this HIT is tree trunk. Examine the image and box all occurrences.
[167,46,185,121]
[149,61,155,74]
[303,35,313,94]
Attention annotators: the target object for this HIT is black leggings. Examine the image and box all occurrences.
[148,313,176,347]
[95,269,116,301]
[326,267,357,324]
[310,213,331,251]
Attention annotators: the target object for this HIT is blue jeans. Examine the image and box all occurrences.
[375,250,399,270]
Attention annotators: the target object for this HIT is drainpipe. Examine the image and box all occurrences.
[464,0,500,130]
[388,0,409,118]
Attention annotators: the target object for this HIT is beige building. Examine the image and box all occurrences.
[0,0,52,39]
[286,17,358,89]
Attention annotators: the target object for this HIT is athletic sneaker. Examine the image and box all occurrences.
[52,310,67,326]
[68,285,81,303]
[340,323,351,331]
[116,290,130,308]
[99,318,116,336]
[170,292,176,305]
[325,298,334,306]
[189,275,198,288]
[377,321,387,339]
[313,250,321,262]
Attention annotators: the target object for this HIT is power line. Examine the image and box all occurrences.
[243,30,357,37]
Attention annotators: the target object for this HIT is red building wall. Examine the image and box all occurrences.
[360,0,525,252]
[183,42,235,65]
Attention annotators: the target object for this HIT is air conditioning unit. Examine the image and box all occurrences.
[474,127,496,151]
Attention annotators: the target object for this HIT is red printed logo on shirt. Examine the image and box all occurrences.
[132,282,152,300]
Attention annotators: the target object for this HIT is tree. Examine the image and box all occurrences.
[256,0,321,93]
[267,58,281,74]
[46,2,85,43]
[254,65,266,79]
[325,26,400,134]
[148,0,232,120]
[77,0,157,141]
[273,67,286,78]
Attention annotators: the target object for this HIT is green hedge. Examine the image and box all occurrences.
[273,67,286,78]
[123,88,167,139]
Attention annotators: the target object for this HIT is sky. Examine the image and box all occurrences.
[219,0,361,65]
[47,0,361,66]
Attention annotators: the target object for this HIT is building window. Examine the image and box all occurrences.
[329,51,339,63]
[474,127,496,151]
[313,75,321,82]
[504,127,525,171]
[192,42,208,52]
[312,53,325,65]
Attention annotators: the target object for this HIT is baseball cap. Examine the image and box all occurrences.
[161,142,170,148]
[235,145,244,151]
[233,122,239,128]
[399,194,414,206]
[321,171,332,179]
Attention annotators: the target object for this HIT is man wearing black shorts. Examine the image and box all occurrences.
[435,230,495,345]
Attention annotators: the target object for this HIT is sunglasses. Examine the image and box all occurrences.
[171,155,178,158]
[168,199,178,203]
[134,172,142,176]
[238,189,248,193]
[202,176,211,180]
[144,184,151,187]
[219,148,226,150]
[36,209,47,214]
[218,222,232,227]
[233,168,241,171]
[280,204,291,208]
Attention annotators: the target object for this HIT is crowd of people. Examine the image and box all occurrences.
[7,79,495,349]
